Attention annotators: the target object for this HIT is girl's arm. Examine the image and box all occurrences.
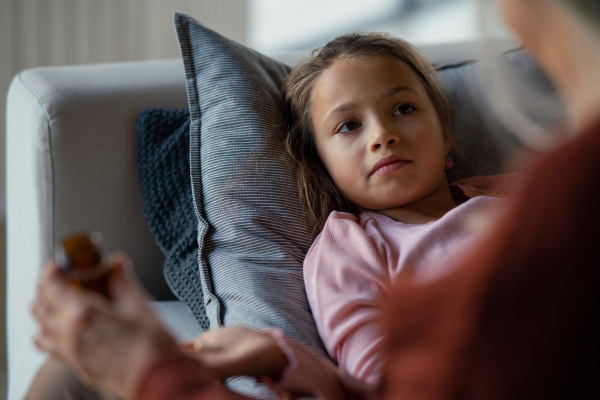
[304,212,391,384]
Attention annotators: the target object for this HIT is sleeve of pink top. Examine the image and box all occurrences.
[262,328,377,400]
[303,212,391,385]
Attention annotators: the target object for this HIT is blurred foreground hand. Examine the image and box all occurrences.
[31,253,180,399]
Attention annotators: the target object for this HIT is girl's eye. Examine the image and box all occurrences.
[336,120,361,134]
[393,103,416,116]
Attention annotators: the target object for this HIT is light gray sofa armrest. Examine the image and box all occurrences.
[6,59,191,399]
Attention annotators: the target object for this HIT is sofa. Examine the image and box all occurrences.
[7,32,556,399]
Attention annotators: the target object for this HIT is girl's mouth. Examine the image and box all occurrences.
[370,155,411,176]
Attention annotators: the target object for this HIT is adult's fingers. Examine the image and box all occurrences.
[193,328,226,346]
[31,295,53,326]
[32,264,76,355]
[36,262,77,311]
[33,325,58,355]
[31,297,61,349]
[189,327,287,379]
[107,252,152,304]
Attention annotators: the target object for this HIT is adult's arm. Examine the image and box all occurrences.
[135,350,250,400]
[150,329,375,400]
[32,255,372,400]
[381,123,600,400]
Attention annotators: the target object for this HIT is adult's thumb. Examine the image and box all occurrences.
[107,252,150,304]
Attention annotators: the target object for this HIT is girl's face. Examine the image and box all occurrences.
[310,55,451,218]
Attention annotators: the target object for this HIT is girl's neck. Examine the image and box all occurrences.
[375,183,458,225]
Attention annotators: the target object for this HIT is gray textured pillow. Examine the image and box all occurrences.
[439,49,566,182]
[174,13,328,398]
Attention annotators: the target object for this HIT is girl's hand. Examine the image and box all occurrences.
[31,253,181,399]
[181,326,289,381]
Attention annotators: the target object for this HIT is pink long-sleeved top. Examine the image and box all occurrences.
[136,178,515,400]
[303,193,504,385]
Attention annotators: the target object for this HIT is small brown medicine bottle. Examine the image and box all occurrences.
[55,232,111,298]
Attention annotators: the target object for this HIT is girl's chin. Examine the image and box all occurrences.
[362,201,412,213]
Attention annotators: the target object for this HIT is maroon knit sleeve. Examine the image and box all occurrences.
[381,122,600,400]
[135,350,251,400]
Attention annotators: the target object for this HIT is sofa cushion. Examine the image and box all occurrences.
[438,49,566,182]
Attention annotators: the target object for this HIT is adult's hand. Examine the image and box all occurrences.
[183,327,377,400]
[181,326,289,381]
[32,253,180,399]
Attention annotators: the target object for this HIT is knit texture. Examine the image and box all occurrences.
[136,107,209,330]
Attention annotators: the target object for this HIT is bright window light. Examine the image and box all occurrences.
[248,0,511,53]
[248,0,403,52]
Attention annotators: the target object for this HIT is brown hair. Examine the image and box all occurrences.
[283,32,452,235]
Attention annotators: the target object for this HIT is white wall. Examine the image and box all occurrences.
[0,0,249,220]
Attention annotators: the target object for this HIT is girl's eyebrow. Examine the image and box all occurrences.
[324,86,417,124]
[386,85,417,97]
[325,103,358,124]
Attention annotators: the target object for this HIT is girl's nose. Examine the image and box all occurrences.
[372,138,397,150]
[370,125,398,151]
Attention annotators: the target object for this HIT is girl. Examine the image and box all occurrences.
[188,32,513,395]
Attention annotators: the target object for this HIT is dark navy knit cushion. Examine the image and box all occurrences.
[136,107,209,331]
[175,13,327,398]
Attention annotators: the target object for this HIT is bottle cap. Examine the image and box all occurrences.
[55,231,109,282]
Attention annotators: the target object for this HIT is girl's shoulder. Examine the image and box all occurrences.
[323,210,382,231]
[306,210,387,264]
